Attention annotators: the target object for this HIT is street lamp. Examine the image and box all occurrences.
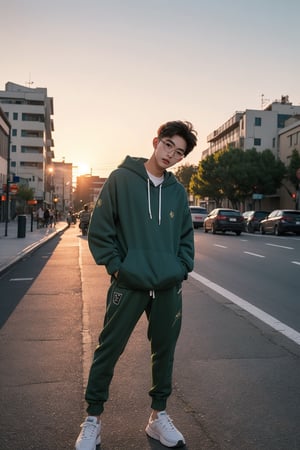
[48,166,54,209]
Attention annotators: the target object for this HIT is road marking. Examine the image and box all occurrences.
[266,243,294,250]
[291,261,300,266]
[214,244,227,248]
[9,277,34,281]
[190,271,300,346]
[244,251,265,258]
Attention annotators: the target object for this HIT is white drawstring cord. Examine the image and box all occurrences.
[147,178,162,225]
[158,184,162,226]
[147,178,153,220]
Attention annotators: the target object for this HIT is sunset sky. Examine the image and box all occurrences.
[1,0,300,177]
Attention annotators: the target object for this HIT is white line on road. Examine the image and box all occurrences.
[9,278,34,281]
[244,251,265,258]
[266,243,294,250]
[214,244,227,248]
[291,261,300,266]
[190,271,300,346]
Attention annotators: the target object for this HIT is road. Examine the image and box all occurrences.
[0,226,300,449]
[193,229,300,334]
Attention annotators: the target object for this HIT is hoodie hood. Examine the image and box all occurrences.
[118,155,177,186]
[118,155,177,225]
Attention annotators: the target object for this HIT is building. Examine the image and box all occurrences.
[202,96,300,210]
[0,82,54,205]
[49,160,73,215]
[278,117,300,209]
[204,96,300,159]
[74,175,106,210]
[0,107,11,220]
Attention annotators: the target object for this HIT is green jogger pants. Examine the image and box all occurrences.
[85,280,182,416]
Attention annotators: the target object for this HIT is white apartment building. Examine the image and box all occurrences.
[0,82,54,203]
[204,96,300,159]
[0,107,10,188]
[0,107,11,220]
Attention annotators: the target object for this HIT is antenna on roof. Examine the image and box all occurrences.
[25,73,34,88]
[261,93,269,109]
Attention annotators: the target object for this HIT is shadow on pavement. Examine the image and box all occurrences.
[0,235,62,328]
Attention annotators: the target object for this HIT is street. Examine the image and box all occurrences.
[193,230,300,333]
[0,226,300,449]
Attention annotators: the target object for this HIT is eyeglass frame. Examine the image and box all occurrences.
[159,138,186,159]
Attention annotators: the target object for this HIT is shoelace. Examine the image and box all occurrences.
[81,421,98,439]
[157,414,176,431]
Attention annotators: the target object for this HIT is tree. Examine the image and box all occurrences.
[189,153,224,206]
[190,147,286,209]
[256,150,281,193]
[16,184,34,213]
[174,164,197,194]
[286,149,300,189]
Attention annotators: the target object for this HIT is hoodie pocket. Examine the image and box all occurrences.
[117,248,185,290]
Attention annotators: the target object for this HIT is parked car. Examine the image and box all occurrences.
[204,208,245,235]
[242,210,270,233]
[259,209,300,235]
[189,206,208,228]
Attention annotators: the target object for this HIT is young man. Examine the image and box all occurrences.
[75,120,197,449]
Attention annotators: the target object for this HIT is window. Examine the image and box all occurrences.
[11,145,17,152]
[11,161,16,167]
[12,129,17,136]
[21,129,43,138]
[21,146,43,154]
[22,112,45,122]
[13,112,18,120]
[277,114,290,128]
[20,161,43,169]
[272,138,276,148]
[254,117,262,126]
[293,133,298,145]
[254,138,261,146]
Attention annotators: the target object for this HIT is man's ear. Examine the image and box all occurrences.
[153,137,159,149]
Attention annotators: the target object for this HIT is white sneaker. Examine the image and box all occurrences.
[75,416,101,450]
[145,411,185,448]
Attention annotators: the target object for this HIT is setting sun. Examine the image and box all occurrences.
[76,162,90,176]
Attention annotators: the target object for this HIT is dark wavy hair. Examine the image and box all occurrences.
[157,120,198,156]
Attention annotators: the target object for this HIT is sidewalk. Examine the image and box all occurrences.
[0,215,68,274]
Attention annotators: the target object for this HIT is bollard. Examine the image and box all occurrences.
[17,215,26,238]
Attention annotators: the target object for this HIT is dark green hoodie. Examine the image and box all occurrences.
[88,155,194,291]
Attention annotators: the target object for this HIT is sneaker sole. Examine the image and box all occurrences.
[145,425,185,448]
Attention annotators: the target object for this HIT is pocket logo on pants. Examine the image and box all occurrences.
[113,291,123,305]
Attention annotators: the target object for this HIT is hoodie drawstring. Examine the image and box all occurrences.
[158,184,162,225]
[147,178,162,225]
[147,178,153,220]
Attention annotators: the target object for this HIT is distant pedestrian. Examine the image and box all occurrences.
[43,208,50,227]
[37,207,44,228]
[75,120,198,449]
[49,209,55,228]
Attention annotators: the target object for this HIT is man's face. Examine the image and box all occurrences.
[153,135,186,169]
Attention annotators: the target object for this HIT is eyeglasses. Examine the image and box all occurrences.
[159,139,185,159]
